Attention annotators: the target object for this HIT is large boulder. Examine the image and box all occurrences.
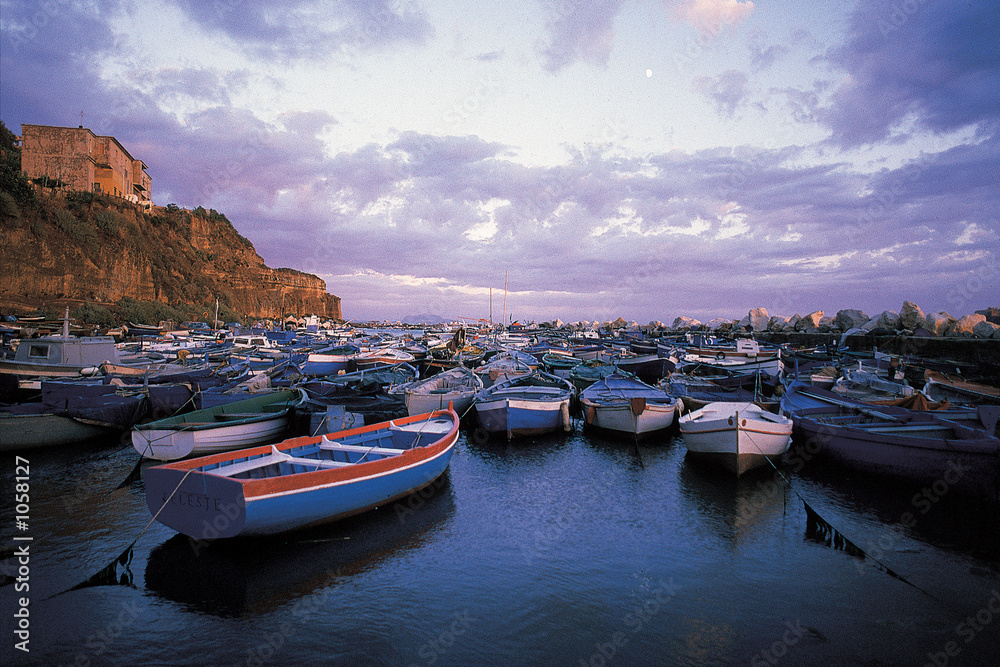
[768,315,791,332]
[899,301,926,330]
[863,310,900,332]
[794,311,824,331]
[835,309,869,331]
[746,307,770,331]
[949,314,986,337]
[976,307,1000,325]
[671,316,701,330]
[817,316,836,332]
[706,318,732,331]
[924,312,955,336]
[972,320,1000,339]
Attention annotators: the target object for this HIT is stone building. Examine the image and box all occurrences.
[19,124,152,207]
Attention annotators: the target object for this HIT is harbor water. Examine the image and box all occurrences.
[2,423,999,666]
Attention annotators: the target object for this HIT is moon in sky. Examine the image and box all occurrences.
[646,69,653,78]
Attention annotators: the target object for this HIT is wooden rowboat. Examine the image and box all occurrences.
[132,389,306,461]
[144,407,459,539]
[679,402,793,475]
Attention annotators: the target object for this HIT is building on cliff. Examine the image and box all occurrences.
[19,124,152,207]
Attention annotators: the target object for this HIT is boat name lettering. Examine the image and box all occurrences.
[162,490,221,512]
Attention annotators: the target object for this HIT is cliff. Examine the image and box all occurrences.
[0,192,341,320]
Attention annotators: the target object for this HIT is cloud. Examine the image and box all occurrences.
[692,70,749,117]
[821,0,1000,147]
[168,0,434,60]
[673,0,755,33]
[537,0,628,72]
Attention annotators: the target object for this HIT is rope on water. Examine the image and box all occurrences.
[47,468,196,600]
[741,427,961,613]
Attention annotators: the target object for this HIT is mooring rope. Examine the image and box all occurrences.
[741,426,961,613]
[48,468,196,600]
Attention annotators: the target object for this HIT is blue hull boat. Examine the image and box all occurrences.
[144,407,460,538]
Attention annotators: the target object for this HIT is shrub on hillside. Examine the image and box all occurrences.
[73,303,115,327]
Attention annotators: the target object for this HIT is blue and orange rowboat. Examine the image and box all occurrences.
[144,406,459,539]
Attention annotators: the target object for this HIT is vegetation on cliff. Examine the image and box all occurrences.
[0,120,340,325]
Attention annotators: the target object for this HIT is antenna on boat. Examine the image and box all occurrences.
[62,307,70,339]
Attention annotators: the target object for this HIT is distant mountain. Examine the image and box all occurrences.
[401,313,448,325]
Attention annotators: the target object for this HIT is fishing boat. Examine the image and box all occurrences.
[780,382,1000,501]
[579,373,678,438]
[132,389,307,461]
[355,347,416,370]
[542,352,583,379]
[389,366,483,416]
[473,371,573,439]
[143,407,460,538]
[0,381,148,451]
[568,359,621,394]
[474,351,534,388]
[0,310,120,382]
[679,402,793,475]
[301,344,359,376]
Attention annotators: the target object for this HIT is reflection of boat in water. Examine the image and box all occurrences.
[677,462,789,549]
[144,475,456,617]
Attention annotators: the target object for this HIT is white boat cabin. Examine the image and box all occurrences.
[13,335,120,366]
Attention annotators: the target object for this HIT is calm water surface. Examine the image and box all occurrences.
[3,422,999,666]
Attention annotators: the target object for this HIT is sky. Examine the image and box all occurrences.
[1,0,998,325]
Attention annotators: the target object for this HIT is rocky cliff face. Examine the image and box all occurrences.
[0,192,341,319]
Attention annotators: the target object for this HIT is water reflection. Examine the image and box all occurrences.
[791,449,1000,559]
[144,475,456,617]
[677,455,791,550]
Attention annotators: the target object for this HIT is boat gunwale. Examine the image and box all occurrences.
[151,407,460,498]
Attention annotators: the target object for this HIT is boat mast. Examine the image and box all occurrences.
[502,271,508,333]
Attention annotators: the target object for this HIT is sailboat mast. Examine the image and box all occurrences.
[502,271,508,332]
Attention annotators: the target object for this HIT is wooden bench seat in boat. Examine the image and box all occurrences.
[210,446,351,477]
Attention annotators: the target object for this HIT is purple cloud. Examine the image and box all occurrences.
[537,0,627,72]
[821,0,1000,147]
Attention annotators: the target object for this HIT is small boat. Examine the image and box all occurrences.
[579,373,678,438]
[389,366,483,416]
[679,402,793,475]
[302,344,359,376]
[0,311,120,381]
[132,389,307,461]
[355,347,416,369]
[1,406,118,451]
[473,371,573,439]
[541,352,583,379]
[661,373,779,413]
[780,382,1000,501]
[143,407,459,538]
[568,359,620,394]
[0,381,148,451]
[474,352,534,388]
